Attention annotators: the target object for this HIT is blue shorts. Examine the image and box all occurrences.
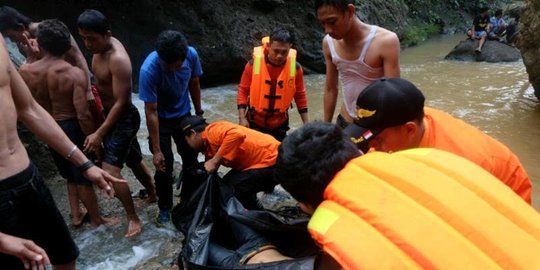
[0,163,79,267]
[475,31,487,38]
[50,119,92,186]
[103,104,141,168]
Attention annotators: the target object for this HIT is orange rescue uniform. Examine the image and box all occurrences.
[237,52,308,129]
[308,149,540,270]
[201,121,280,171]
[419,107,531,203]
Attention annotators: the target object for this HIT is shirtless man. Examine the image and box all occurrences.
[0,33,122,270]
[316,0,400,127]
[19,19,117,229]
[77,9,142,237]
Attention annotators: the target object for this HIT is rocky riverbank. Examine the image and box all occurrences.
[3,0,508,87]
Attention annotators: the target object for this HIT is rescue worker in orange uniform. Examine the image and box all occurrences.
[275,122,540,270]
[237,27,308,141]
[343,77,532,203]
[181,116,280,210]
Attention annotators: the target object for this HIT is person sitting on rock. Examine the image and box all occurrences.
[467,7,490,53]
[488,9,507,42]
[506,14,520,46]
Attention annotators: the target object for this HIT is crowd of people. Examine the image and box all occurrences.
[0,0,538,269]
[468,7,521,52]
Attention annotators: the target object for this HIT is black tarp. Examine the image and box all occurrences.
[172,172,323,270]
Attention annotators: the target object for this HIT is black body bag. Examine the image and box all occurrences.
[172,172,322,270]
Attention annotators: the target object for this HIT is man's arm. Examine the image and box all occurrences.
[65,35,92,92]
[322,39,339,122]
[237,62,253,127]
[72,68,96,135]
[189,76,202,114]
[379,32,401,78]
[294,66,309,124]
[472,17,478,39]
[84,55,132,153]
[0,232,50,270]
[144,102,165,172]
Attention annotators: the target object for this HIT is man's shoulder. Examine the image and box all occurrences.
[140,51,160,73]
[187,46,199,58]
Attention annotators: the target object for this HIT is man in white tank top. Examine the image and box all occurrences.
[316,0,400,127]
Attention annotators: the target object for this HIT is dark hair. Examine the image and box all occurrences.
[180,115,208,136]
[77,9,110,34]
[274,122,361,208]
[479,7,489,14]
[314,0,355,13]
[156,30,188,64]
[494,9,503,17]
[0,6,31,33]
[269,27,295,45]
[37,19,71,57]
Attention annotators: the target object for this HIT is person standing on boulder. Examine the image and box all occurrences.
[139,30,203,226]
[237,27,309,141]
[316,0,400,128]
[77,9,142,237]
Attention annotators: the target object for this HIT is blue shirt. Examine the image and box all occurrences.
[138,47,203,119]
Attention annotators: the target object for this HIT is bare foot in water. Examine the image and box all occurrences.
[91,216,120,228]
[125,218,142,237]
[72,208,88,227]
[145,193,158,204]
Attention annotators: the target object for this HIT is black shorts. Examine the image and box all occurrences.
[0,163,79,267]
[103,104,141,168]
[49,119,92,186]
[125,139,144,169]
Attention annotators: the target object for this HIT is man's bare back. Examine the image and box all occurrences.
[19,58,91,132]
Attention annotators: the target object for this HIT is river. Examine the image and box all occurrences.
[195,34,539,209]
[60,34,539,269]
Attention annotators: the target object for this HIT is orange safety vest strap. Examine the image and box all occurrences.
[249,46,297,120]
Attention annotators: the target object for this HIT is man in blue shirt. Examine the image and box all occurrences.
[139,30,203,225]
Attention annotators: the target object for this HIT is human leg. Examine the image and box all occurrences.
[172,119,200,199]
[66,182,86,226]
[76,183,119,227]
[0,164,79,268]
[101,105,142,237]
[154,119,176,216]
[223,167,277,210]
[475,31,487,52]
[126,140,157,203]
[102,163,141,237]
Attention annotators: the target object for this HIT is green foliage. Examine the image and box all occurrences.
[401,22,441,47]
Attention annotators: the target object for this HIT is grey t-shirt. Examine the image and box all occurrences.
[4,36,26,70]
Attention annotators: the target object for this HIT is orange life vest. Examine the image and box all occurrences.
[308,148,540,270]
[249,37,297,124]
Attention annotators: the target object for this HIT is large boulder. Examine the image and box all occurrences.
[519,0,540,99]
[3,0,412,87]
[445,39,521,62]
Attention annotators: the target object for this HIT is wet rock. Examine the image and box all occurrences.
[253,0,285,12]
[445,39,521,62]
[519,0,540,99]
